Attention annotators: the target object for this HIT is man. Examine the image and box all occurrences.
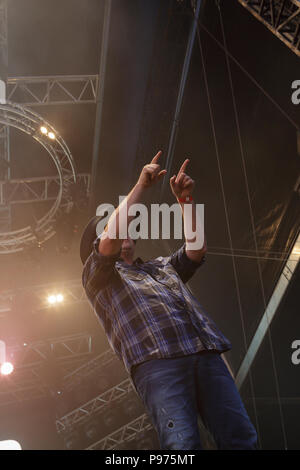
[80,151,258,450]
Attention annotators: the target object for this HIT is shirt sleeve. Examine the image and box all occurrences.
[82,236,121,293]
[169,242,206,284]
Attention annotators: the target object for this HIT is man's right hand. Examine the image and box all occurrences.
[99,151,166,256]
[137,150,167,188]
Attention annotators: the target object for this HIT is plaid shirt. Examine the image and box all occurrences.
[82,237,232,374]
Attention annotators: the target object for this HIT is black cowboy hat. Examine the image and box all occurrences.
[79,215,103,265]
[80,215,138,265]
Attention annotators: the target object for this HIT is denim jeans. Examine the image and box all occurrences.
[131,351,258,450]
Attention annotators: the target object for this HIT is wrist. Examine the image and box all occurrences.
[134,181,148,191]
[177,195,193,203]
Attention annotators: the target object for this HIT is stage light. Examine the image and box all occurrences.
[1,362,14,375]
[0,440,22,450]
[48,131,55,140]
[47,295,57,304]
[40,126,48,135]
[47,293,64,305]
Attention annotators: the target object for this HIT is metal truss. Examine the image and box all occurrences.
[238,0,300,56]
[56,378,134,433]
[86,413,153,450]
[0,279,88,317]
[7,75,98,106]
[0,0,9,241]
[8,333,93,367]
[0,203,10,232]
[0,123,10,175]
[0,333,95,406]
[0,173,90,206]
[0,1,9,234]
[63,348,117,391]
[0,101,76,253]
[0,357,94,407]
[0,0,7,67]
[236,231,300,389]
[0,325,120,407]
[0,127,11,233]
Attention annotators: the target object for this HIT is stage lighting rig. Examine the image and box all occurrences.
[47,293,64,305]
[0,101,77,254]
[0,361,14,375]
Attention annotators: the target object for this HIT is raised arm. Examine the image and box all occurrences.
[170,158,207,263]
[99,150,167,256]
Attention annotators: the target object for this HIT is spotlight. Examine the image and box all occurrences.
[47,295,57,305]
[47,294,64,305]
[48,132,55,140]
[1,362,14,375]
[40,126,48,135]
[0,440,22,450]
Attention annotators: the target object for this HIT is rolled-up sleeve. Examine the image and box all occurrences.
[169,243,206,284]
[82,236,121,293]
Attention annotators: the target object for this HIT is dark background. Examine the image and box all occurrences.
[0,0,299,449]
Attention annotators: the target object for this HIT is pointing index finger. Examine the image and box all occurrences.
[151,150,162,164]
[176,159,189,182]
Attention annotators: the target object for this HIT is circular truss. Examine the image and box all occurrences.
[0,101,77,254]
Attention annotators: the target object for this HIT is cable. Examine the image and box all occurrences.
[209,245,291,256]
[192,4,262,447]
[207,250,290,262]
[216,1,288,448]
[198,20,300,132]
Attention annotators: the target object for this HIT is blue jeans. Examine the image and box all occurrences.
[131,351,258,450]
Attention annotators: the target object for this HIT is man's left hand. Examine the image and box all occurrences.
[170,159,195,200]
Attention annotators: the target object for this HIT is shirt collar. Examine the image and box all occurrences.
[117,256,144,265]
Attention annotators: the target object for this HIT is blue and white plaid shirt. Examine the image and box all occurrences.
[82,237,232,374]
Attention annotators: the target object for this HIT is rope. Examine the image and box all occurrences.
[207,250,291,262]
[192,5,262,447]
[198,22,300,132]
[216,1,288,448]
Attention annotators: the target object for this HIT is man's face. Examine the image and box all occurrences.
[120,237,136,260]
